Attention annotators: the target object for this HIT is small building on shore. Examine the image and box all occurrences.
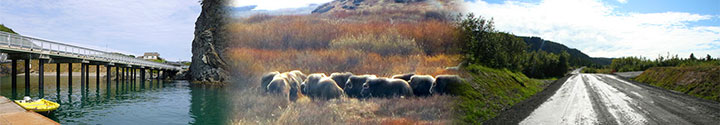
[138,52,160,60]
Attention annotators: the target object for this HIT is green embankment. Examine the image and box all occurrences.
[456,65,548,124]
[0,24,18,34]
[633,66,720,102]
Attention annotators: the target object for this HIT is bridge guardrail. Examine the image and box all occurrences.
[0,31,181,70]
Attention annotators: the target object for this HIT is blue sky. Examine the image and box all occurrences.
[0,0,200,61]
[2,0,716,61]
[232,0,720,58]
[464,0,720,58]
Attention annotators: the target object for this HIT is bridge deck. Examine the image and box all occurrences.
[0,31,181,71]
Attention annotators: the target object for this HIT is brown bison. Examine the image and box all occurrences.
[311,77,345,100]
[285,71,306,101]
[301,73,326,97]
[361,78,414,98]
[330,72,353,89]
[391,73,415,81]
[408,75,435,97]
[431,75,464,95]
[289,70,307,82]
[261,71,279,91]
[343,75,377,98]
[266,74,291,102]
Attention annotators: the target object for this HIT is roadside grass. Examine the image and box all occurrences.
[455,65,549,124]
[633,65,720,102]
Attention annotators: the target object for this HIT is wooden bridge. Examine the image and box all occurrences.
[0,31,183,99]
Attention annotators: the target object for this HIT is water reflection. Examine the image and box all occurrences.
[0,76,229,124]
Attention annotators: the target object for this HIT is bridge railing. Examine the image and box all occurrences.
[0,31,181,70]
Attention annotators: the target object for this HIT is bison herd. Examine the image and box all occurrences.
[261,70,464,102]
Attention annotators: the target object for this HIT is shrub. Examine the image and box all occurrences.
[458,14,527,72]
[330,30,421,56]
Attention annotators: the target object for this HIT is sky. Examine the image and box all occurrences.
[2,0,716,61]
[465,0,720,58]
[0,0,200,61]
[230,0,333,10]
[230,0,720,59]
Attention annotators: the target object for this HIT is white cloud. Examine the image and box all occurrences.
[0,0,200,61]
[464,0,720,58]
[617,0,627,4]
[231,0,333,10]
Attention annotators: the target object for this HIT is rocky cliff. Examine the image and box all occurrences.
[190,0,231,83]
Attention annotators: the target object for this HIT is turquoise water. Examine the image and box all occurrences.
[0,76,231,124]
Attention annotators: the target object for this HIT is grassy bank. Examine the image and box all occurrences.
[633,66,720,102]
[455,65,549,124]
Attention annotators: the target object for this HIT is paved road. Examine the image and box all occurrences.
[520,73,720,124]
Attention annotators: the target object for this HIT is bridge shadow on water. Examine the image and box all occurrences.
[0,76,231,124]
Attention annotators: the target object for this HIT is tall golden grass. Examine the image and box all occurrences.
[226,11,463,124]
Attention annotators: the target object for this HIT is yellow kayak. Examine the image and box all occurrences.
[14,99,60,112]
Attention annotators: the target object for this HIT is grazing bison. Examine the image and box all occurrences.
[311,77,345,100]
[266,74,291,102]
[408,75,435,97]
[431,75,464,95]
[289,70,307,82]
[361,78,414,98]
[344,75,377,98]
[285,71,306,101]
[301,73,327,97]
[330,72,353,89]
[261,71,280,91]
[391,73,415,81]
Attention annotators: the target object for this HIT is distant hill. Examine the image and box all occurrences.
[0,24,18,34]
[520,36,612,66]
[310,0,461,22]
[231,4,321,18]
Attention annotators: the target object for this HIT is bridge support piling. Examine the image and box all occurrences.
[140,68,145,89]
[96,64,100,92]
[39,59,45,98]
[81,63,85,94]
[67,63,72,94]
[84,64,89,92]
[106,65,111,93]
[56,63,60,93]
[24,59,30,96]
[11,59,17,99]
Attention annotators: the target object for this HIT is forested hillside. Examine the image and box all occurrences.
[520,36,611,66]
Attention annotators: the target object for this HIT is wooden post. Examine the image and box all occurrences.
[81,63,85,94]
[106,65,111,93]
[24,59,30,96]
[56,63,60,93]
[96,64,100,92]
[85,64,89,92]
[68,63,72,94]
[140,68,145,89]
[11,59,17,99]
[39,59,45,98]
